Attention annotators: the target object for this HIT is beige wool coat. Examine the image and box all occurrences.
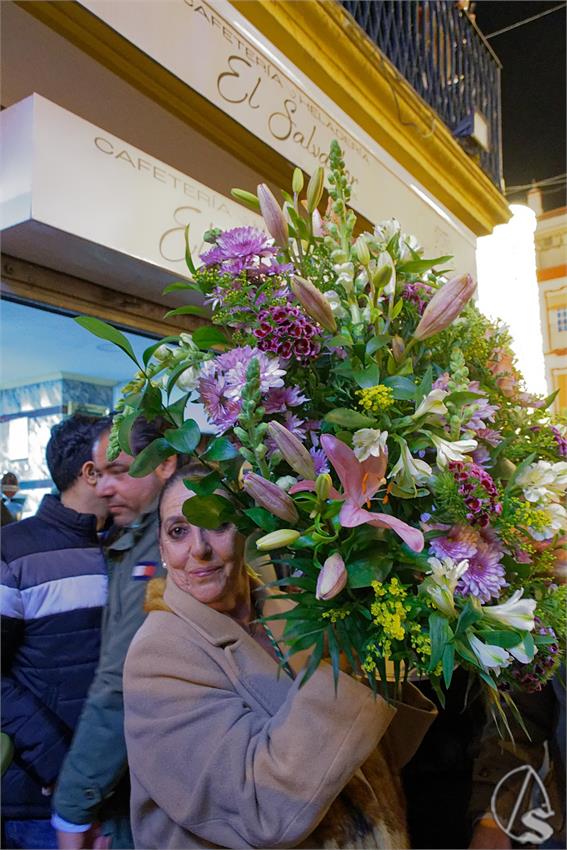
[123,577,436,850]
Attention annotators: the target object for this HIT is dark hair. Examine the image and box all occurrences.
[1,472,18,488]
[129,416,168,456]
[46,414,112,493]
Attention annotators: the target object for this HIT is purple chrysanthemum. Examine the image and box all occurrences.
[310,447,330,475]
[429,525,507,602]
[264,386,308,414]
[198,346,286,433]
[200,227,291,277]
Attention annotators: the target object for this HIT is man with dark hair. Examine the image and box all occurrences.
[1,415,110,850]
[52,417,177,849]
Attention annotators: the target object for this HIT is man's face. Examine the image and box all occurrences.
[92,431,164,527]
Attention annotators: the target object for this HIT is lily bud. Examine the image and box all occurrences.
[311,209,325,237]
[267,421,315,479]
[306,166,325,213]
[315,473,332,500]
[354,235,370,267]
[316,553,347,601]
[391,335,405,362]
[292,168,304,194]
[256,529,301,551]
[243,473,299,523]
[414,273,476,341]
[291,276,337,333]
[230,188,261,212]
[257,183,289,247]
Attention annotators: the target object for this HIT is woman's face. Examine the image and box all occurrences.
[160,477,247,612]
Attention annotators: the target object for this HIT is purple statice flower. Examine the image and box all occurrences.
[402,282,433,314]
[430,525,507,602]
[198,347,286,433]
[310,447,330,475]
[264,385,308,414]
[254,305,321,362]
[200,227,291,277]
[551,425,567,457]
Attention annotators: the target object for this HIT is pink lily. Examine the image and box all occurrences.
[289,435,424,552]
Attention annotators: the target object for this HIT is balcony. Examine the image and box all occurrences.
[340,0,503,188]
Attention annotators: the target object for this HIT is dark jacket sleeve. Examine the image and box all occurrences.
[53,575,148,824]
[1,560,72,786]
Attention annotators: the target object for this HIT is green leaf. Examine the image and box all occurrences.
[74,316,139,365]
[184,224,197,275]
[506,451,537,494]
[442,643,455,689]
[415,366,433,405]
[347,553,393,588]
[192,326,230,349]
[476,630,523,648]
[455,599,482,635]
[454,638,480,667]
[444,390,485,406]
[382,375,417,401]
[164,419,201,454]
[201,437,239,461]
[166,392,191,427]
[428,613,452,670]
[182,494,235,529]
[324,408,376,429]
[117,411,138,455]
[391,298,404,319]
[162,281,201,295]
[397,255,453,274]
[141,383,164,419]
[129,437,173,477]
[184,471,221,497]
[327,625,340,692]
[539,389,559,410]
[243,507,279,532]
[142,336,180,367]
[366,335,390,356]
[164,305,210,320]
[352,362,381,389]
[298,634,325,688]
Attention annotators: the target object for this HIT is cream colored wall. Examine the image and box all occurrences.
[535,209,567,414]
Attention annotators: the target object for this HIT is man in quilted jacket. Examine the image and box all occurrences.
[1,415,111,849]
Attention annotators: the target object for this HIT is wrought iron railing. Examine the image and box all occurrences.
[340,0,503,188]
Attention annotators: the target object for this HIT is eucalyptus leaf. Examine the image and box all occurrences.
[75,316,139,365]
[164,419,200,454]
[129,438,174,477]
[182,494,235,529]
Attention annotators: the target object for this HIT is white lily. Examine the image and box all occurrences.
[482,589,536,632]
[413,388,449,419]
[469,634,512,671]
[430,434,477,468]
[389,440,432,485]
[374,217,401,244]
[353,429,389,462]
[399,232,422,261]
[509,638,537,664]
[176,366,199,391]
[423,580,457,618]
[324,290,348,319]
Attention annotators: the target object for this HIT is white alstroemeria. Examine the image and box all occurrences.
[509,638,537,664]
[334,261,355,294]
[469,634,512,671]
[275,475,298,492]
[423,580,457,618]
[427,556,470,592]
[430,434,477,468]
[413,388,449,419]
[375,251,396,295]
[481,589,536,632]
[399,232,422,261]
[352,428,388,462]
[530,501,567,541]
[549,461,567,495]
[324,290,348,319]
[176,366,200,391]
[516,460,558,504]
[374,217,401,244]
[389,440,432,485]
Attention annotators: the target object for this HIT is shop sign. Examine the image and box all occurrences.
[0,94,261,296]
[78,0,477,270]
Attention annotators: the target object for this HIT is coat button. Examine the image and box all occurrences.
[85,789,97,800]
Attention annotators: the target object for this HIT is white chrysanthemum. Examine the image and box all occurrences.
[530,501,567,541]
[517,460,557,503]
[353,429,388,462]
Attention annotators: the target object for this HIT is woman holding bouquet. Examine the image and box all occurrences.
[123,466,436,850]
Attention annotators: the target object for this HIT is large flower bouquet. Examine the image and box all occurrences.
[80,142,566,724]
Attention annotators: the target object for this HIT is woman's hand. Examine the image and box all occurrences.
[469,819,512,849]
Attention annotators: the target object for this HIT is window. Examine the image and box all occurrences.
[557,308,567,333]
